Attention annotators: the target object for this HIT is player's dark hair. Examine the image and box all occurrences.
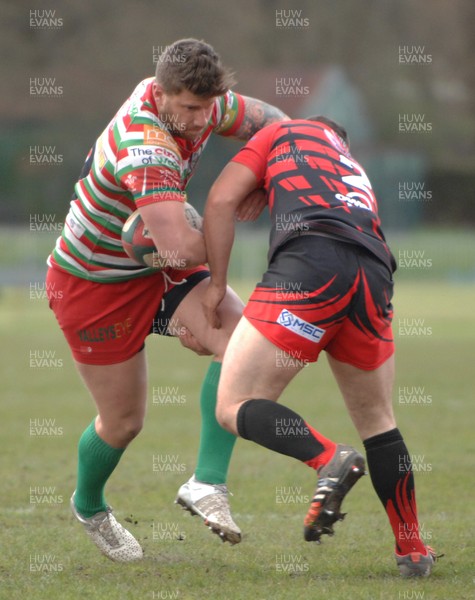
[306,115,350,148]
[155,38,235,98]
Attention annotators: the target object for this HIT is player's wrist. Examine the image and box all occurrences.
[208,277,227,292]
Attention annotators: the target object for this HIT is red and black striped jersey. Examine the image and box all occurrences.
[232,119,396,272]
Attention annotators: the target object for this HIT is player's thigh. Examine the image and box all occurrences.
[75,348,148,436]
[325,249,394,371]
[171,278,244,360]
[217,317,303,425]
[327,353,396,440]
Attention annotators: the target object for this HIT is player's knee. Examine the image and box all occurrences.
[222,297,244,331]
[104,415,144,446]
[221,300,244,335]
[215,399,239,434]
[211,293,244,358]
[124,415,145,442]
[215,400,229,430]
[210,339,230,363]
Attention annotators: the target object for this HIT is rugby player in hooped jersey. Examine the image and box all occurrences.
[202,117,437,577]
[46,39,288,562]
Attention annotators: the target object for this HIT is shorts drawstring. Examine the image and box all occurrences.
[160,271,188,312]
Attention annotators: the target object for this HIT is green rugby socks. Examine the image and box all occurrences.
[75,361,237,513]
[195,361,237,484]
[74,420,125,518]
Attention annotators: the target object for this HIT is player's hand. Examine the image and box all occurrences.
[202,282,226,329]
[177,327,213,356]
[236,188,267,222]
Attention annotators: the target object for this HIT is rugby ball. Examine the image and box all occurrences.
[121,203,203,268]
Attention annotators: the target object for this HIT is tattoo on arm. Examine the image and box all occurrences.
[235,96,289,140]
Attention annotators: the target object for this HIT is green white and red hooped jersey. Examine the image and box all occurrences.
[48,77,245,282]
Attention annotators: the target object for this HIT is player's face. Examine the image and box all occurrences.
[153,85,215,141]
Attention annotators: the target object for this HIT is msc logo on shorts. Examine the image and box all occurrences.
[277,309,325,343]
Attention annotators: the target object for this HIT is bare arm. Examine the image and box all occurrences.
[229,96,285,219]
[235,188,267,221]
[139,201,206,269]
[202,162,258,327]
[233,95,289,141]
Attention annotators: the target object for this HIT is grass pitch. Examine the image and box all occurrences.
[1,280,474,600]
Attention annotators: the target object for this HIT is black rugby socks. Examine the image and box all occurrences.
[237,399,336,468]
[364,428,426,554]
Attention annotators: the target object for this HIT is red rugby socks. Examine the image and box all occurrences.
[364,428,426,555]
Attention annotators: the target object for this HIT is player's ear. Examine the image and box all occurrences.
[152,82,165,105]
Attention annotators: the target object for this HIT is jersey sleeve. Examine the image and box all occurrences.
[115,125,186,208]
[230,122,280,185]
[212,90,245,137]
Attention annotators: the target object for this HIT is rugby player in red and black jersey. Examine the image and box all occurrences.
[202,117,437,577]
[46,39,288,562]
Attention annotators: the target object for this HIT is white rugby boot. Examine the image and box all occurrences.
[176,475,241,545]
[70,493,143,562]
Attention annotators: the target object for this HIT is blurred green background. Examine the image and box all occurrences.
[1,3,475,597]
[1,0,474,285]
